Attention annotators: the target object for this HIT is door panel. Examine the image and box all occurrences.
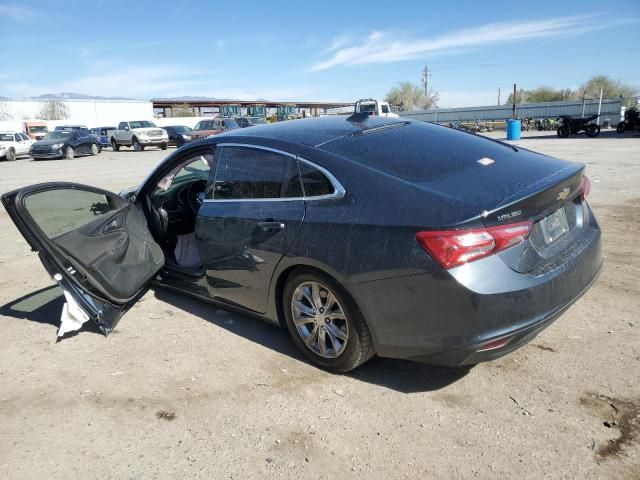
[1,183,165,335]
[196,200,304,312]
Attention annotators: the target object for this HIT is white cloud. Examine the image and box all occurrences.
[311,15,603,71]
[0,4,37,20]
[1,63,331,101]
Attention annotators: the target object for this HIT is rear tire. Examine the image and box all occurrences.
[6,147,16,161]
[616,122,626,134]
[585,124,600,137]
[65,146,74,159]
[283,269,375,372]
[111,139,120,151]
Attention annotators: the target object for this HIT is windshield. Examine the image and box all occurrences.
[44,131,72,140]
[0,133,14,142]
[172,126,192,134]
[29,126,48,133]
[129,121,157,129]
[249,117,267,124]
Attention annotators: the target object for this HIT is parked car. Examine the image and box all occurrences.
[90,127,117,148]
[110,121,169,151]
[30,129,101,160]
[55,125,90,132]
[23,121,49,140]
[1,116,601,372]
[235,116,268,128]
[163,125,193,147]
[190,118,239,140]
[0,131,34,161]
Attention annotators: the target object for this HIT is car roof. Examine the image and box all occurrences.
[215,115,407,147]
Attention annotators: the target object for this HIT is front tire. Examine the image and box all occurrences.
[6,147,16,161]
[616,122,626,134]
[65,146,74,159]
[557,126,570,138]
[283,269,375,372]
[90,144,98,155]
[132,138,143,151]
[161,142,168,150]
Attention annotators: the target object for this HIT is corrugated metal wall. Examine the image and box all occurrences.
[399,98,623,125]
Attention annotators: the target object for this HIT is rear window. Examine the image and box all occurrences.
[321,121,515,182]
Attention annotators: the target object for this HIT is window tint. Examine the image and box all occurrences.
[14,134,21,142]
[381,104,390,113]
[299,162,335,197]
[212,147,300,200]
[24,189,116,239]
[19,133,29,141]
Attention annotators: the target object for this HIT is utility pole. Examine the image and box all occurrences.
[498,88,501,106]
[421,64,431,97]
[512,83,517,119]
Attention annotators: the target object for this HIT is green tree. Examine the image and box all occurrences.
[579,75,637,100]
[506,86,573,105]
[385,81,438,111]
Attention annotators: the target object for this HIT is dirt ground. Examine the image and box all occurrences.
[0,130,638,479]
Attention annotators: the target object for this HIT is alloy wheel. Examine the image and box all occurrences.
[291,281,349,358]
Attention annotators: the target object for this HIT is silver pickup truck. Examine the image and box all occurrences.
[110,121,169,151]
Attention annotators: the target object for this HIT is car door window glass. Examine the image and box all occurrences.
[23,189,116,239]
[299,162,335,197]
[212,147,298,200]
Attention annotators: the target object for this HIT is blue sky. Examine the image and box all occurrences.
[1,0,638,107]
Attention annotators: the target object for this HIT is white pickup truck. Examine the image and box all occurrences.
[110,121,169,152]
[354,98,399,117]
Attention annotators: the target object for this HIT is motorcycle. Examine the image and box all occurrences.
[616,108,639,133]
[556,114,600,138]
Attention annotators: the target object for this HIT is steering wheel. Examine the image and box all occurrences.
[187,181,206,214]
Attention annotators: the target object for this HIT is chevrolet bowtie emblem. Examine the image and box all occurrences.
[557,187,570,201]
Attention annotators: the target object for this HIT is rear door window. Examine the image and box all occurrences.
[212,147,300,200]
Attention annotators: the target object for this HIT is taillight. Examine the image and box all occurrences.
[581,175,591,201]
[415,221,533,269]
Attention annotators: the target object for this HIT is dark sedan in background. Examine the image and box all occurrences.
[30,129,101,160]
[3,116,601,372]
[163,125,193,147]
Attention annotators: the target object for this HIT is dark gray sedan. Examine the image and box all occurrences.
[1,115,602,372]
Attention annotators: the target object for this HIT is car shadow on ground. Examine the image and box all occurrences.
[153,287,472,393]
[0,285,471,393]
[0,284,103,336]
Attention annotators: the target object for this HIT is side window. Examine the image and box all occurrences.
[14,134,21,142]
[118,122,127,130]
[151,150,214,205]
[212,147,300,200]
[299,162,335,197]
[23,188,118,239]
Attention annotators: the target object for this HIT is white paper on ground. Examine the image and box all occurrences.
[58,289,90,337]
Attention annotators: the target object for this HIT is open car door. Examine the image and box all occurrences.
[1,182,164,337]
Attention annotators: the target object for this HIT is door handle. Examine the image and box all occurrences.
[256,221,285,232]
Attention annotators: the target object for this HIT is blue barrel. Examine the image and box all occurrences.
[506,119,521,140]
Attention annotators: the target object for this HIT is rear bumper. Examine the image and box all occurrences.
[348,210,602,366]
